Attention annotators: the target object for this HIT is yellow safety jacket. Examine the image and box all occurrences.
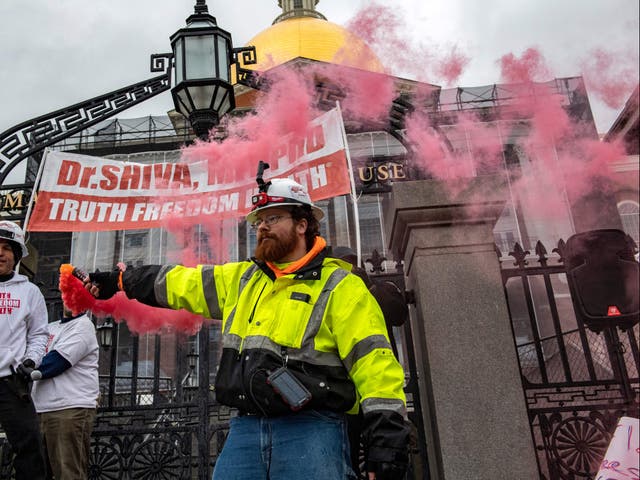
[146,249,407,418]
[120,247,410,466]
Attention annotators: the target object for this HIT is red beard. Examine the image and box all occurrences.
[254,225,298,262]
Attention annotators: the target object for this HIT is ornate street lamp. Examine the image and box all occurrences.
[96,319,115,350]
[170,0,242,139]
[187,348,199,370]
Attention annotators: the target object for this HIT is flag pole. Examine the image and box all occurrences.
[22,147,50,241]
[335,101,362,267]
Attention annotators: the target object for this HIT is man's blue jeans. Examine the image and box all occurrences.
[213,409,356,479]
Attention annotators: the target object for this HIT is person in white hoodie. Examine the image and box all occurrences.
[0,220,48,479]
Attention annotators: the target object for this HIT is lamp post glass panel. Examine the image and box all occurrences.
[187,349,199,387]
[170,0,235,139]
[187,349,199,370]
[96,320,114,350]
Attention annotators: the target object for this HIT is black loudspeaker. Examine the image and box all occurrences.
[563,229,639,333]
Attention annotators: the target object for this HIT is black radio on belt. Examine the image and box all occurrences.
[267,366,312,411]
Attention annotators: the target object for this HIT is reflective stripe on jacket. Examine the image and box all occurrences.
[149,250,407,417]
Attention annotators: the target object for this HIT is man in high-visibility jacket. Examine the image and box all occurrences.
[87,174,410,480]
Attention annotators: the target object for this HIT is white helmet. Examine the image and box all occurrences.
[246,178,324,224]
[0,221,28,259]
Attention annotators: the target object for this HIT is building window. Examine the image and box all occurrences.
[357,197,384,259]
[294,0,303,8]
[618,200,639,245]
[494,231,516,256]
[125,231,147,248]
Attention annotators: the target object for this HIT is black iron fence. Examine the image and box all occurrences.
[86,323,221,480]
[88,402,233,479]
[498,240,640,479]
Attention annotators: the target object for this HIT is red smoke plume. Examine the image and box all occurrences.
[581,48,639,109]
[346,1,469,85]
[59,265,206,336]
[75,3,637,335]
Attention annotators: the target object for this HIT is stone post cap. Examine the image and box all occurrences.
[384,175,508,255]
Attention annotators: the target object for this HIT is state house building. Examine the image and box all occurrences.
[14,1,636,386]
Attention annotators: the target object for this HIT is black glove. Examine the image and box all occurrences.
[366,445,408,480]
[16,358,36,381]
[89,270,121,299]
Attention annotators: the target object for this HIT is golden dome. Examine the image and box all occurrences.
[240,17,385,74]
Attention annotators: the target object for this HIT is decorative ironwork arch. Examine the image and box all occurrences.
[0,53,173,185]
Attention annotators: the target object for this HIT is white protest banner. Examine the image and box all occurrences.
[595,416,639,480]
[28,108,351,232]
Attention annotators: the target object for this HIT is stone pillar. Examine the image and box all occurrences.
[385,177,538,479]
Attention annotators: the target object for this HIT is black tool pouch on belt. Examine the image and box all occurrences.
[6,371,31,402]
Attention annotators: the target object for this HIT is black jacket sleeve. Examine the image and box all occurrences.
[122,265,163,306]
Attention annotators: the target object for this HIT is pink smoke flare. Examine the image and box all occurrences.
[60,267,207,336]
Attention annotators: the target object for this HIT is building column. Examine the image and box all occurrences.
[384,177,538,479]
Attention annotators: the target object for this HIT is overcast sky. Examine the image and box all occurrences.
[0,0,637,134]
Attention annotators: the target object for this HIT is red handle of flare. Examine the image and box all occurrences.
[71,267,90,282]
[60,263,90,282]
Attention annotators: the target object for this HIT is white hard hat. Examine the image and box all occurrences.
[0,221,28,259]
[246,178,324,224]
